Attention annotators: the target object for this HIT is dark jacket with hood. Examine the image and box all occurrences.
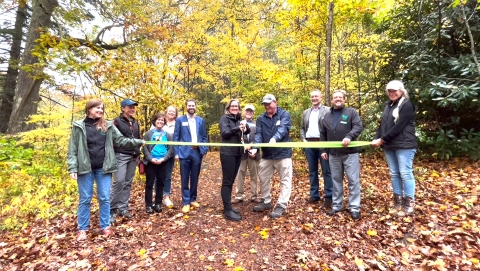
[320,106,363,156]
[219,113,251,157]
[375,98,418,150]
[254,106,292,159]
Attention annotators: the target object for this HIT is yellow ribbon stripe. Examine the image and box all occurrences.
[145,141,372,148]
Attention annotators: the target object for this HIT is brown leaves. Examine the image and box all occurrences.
[0,153,479,270]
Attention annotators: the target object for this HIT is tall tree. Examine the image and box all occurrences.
[7,0,58,134]
[0,1,28,133]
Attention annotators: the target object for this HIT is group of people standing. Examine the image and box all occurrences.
[67,79,418,240]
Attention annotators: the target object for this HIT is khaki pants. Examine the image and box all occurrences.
[235,158,259,199]
[258,158,292,209]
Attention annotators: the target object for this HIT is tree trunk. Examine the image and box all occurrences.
[7,0,58,134]
[0,2,27,133]
[460,4,480,78]
[324,2,334,106]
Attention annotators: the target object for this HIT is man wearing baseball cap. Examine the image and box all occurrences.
[249,94,293,219]
[233,104,261,204]
[110,99,141,223]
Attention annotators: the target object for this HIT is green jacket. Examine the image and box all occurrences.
[67,119,144,175]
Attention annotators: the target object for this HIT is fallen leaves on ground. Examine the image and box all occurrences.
[0,152,479,270]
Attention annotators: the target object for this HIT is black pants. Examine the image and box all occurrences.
[220,154,242,211]
[145,161,167,207]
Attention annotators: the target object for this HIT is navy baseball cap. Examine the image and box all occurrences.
[121,99,138,107]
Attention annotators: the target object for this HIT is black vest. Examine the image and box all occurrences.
[114,114,141,157]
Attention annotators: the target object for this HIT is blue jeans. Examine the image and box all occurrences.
[305,148,333,200]
[384,149,416,199]
[163,157,175,196]
[179,149,203,206]
[77,169,111,230]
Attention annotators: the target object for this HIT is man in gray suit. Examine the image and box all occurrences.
[300,90,333,208]
[233,104,261,203]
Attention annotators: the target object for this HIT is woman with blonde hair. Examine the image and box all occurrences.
[67,99,144,241]
[372,80,418,216]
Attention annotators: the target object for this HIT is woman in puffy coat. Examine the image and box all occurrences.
[219,99,250,221]
[372,80,418,216]
[67,99,144,241]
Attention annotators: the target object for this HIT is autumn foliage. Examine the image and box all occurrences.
[1,152,479,270]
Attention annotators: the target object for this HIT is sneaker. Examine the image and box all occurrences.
[146,206,154,214]
[163,197,174,208]
[153,204,162,213]
[322,198,332,209]
[190,202,200,208]
[253,201,272,212]
[182,205,190,213]
[270,205,286,219]
[76,230,87,242]
[118,210,132,219]
[101,227,113,237]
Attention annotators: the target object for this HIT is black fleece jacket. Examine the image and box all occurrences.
[320,106,363,155]
[219,113,251,156]
[375,98,418,150]
[84,117,106,170]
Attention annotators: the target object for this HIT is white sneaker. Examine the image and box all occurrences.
[163,197,173,208]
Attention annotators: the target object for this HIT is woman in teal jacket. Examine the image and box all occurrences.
[67,99,144,242]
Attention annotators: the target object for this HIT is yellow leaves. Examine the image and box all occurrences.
[233,267,244,271]
[367,229,377,236]
[137,248,147,256]
[427,258,447,271]
[354,256,367,270]
[224,259,234,267]
[207,255,215,261]
[248,248,257,254]
[258,228,269,240]
[199,255,205,261]
[241,233,249,237]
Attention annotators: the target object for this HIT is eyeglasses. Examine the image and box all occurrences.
[230,105,239,108]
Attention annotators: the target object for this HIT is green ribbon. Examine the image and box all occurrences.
[145,141,372,148]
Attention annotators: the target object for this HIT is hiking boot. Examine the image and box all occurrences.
[101,226,113,237]
[153,204,162,213]
[250,197,262,203]
[118,210,132,219]
[322,198,332,209]
[253,201,272,212]
[110,209,117,225]
[146,206,154,214]
[390,194,403,214]
[190,202,200,208]
[306,198,320,204]
[398,196,414,216]
[182,205,190,213]
[350,211,361,221]
[327,209,342,216]
[270,205,286,219]
[76,230,87,242]
[232,197,244,204]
